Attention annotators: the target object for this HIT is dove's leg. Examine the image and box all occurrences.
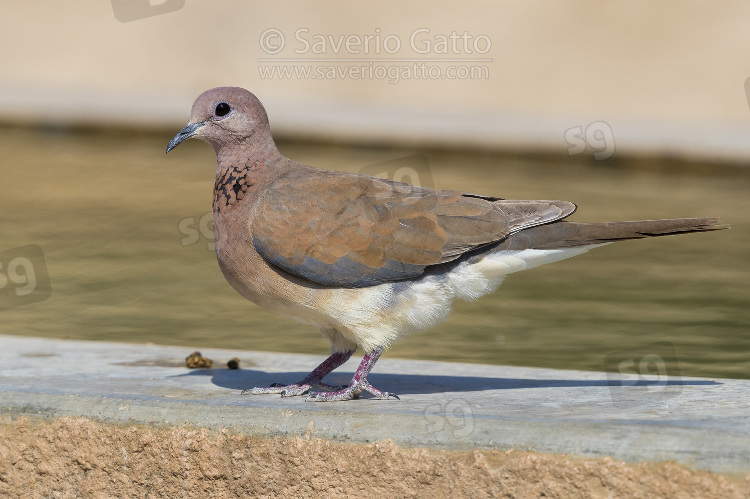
[242,349,354,397]
[306,345,399,402]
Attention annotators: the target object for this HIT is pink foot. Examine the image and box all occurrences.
[305,380,399,401]
[306,346,399,402]
[242,350,353,397]
[243,380,346,397]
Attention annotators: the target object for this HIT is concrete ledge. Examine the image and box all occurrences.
[1,335,748,474]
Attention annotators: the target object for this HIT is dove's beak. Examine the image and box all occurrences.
[166,121,206,154]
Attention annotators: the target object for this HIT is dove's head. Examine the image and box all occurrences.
[166,87,275,155]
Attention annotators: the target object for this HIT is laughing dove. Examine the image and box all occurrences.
[166,87,726,401]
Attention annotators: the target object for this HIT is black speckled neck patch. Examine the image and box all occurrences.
[213,162,257,214]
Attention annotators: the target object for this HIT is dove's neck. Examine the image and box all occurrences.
[212,140,288,216]
[215,136,282,171]
[211,144,285,278]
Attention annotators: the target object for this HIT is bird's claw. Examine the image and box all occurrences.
[242,381,346,397]
[241,383,309,396]
[305,382,399,402]
[281,388,309,398]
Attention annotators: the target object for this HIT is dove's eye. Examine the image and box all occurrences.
[214,102,231,118]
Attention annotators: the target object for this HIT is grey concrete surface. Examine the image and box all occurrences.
[1,334,748,474]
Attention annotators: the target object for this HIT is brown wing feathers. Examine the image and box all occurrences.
[252,172,574,286]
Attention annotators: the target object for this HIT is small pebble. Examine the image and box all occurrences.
[185,351,213,369]
[227,357,240,370]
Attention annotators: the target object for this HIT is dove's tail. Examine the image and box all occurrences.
[378,217,726,340]
[495,217,728,251]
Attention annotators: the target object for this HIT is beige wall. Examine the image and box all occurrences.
[1,1,750,160]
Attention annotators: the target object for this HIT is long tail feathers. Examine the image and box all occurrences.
[493,218,728,251]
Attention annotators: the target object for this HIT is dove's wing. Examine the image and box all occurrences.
[252,170,575,287]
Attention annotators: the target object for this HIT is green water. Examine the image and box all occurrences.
[1,126,748,379]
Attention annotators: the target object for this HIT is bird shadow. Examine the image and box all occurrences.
[171,368,722,396]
